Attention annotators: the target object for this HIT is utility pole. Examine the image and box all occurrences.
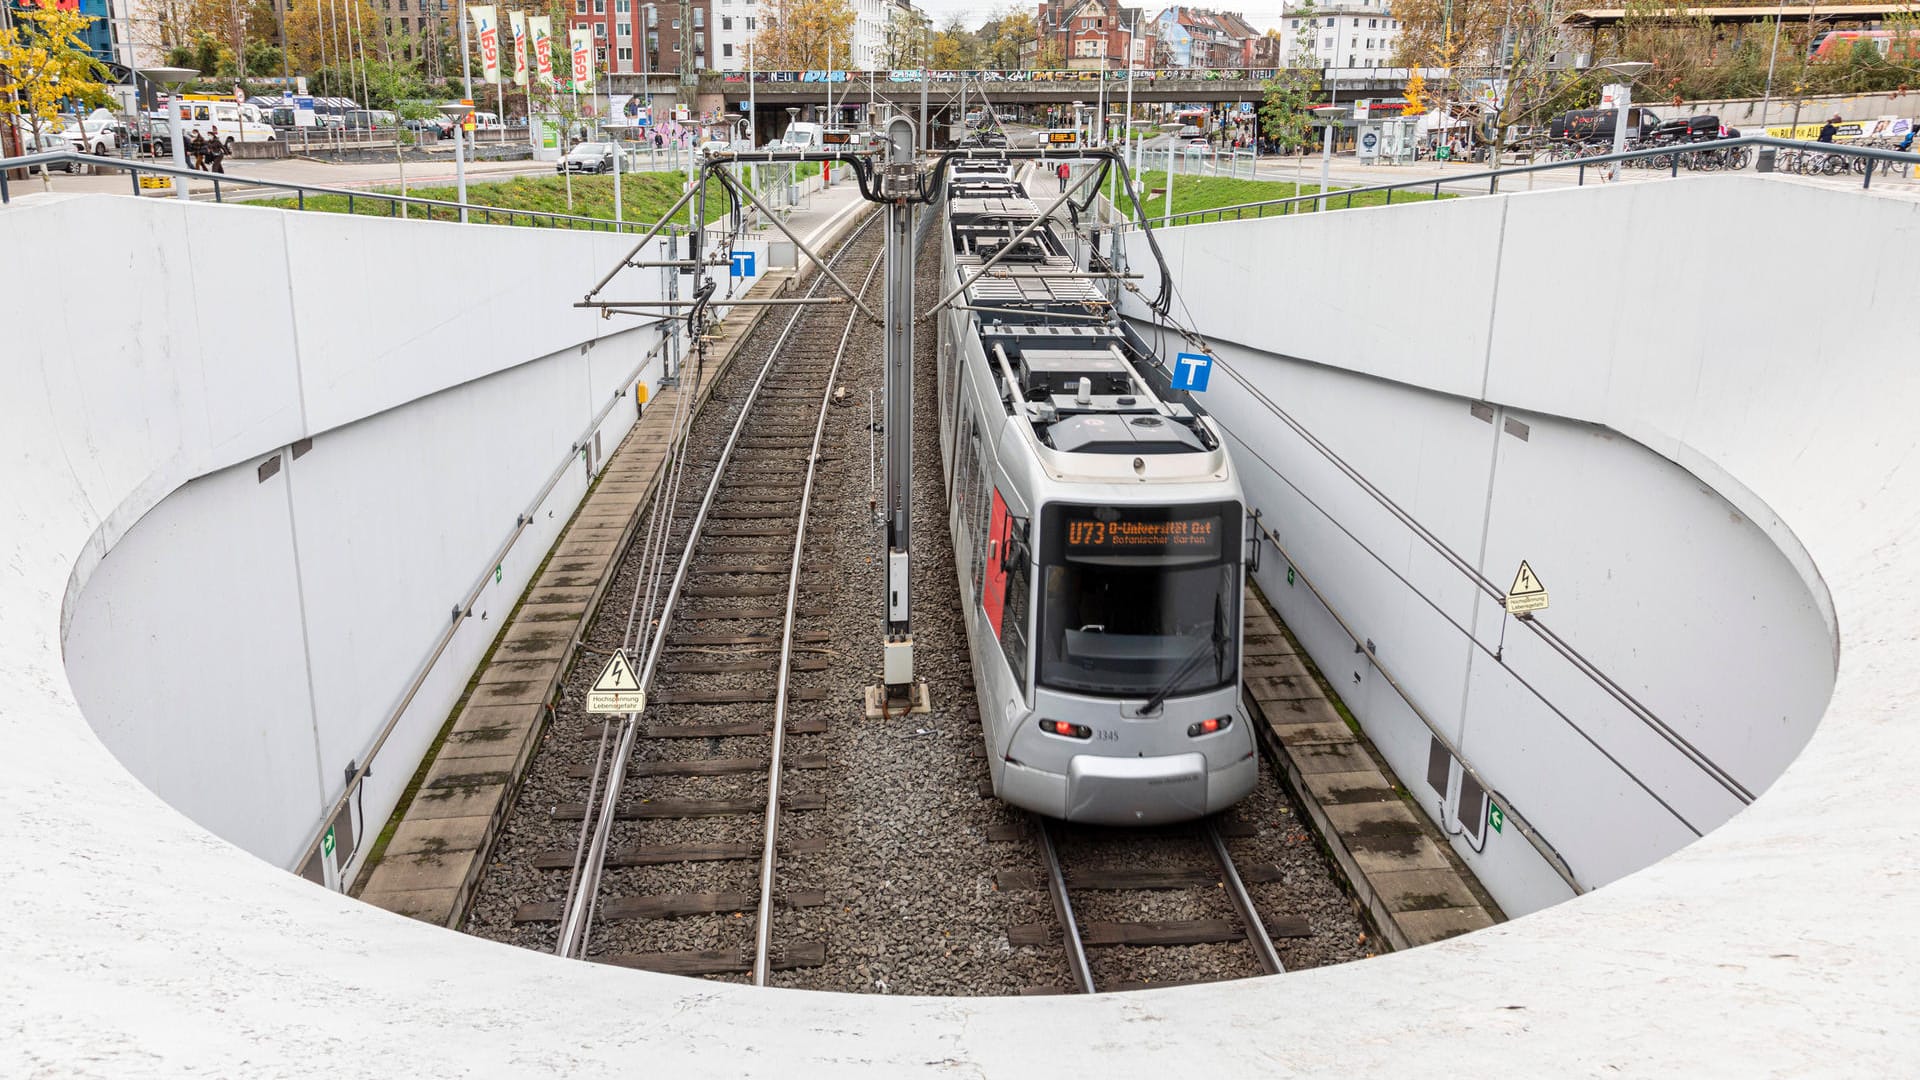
[870,114,926,715]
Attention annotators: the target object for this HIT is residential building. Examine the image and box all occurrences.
[1035,0,1128,69]
[1145,7,1276,68]
[1277,0,1401,69]
[564,0,711,75]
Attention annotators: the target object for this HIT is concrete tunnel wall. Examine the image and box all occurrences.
[1121,177,1856,914]
[23,192,767,882]
[3,176,1917,1074]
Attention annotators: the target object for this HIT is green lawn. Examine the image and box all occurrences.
[1121,169,1453,222]
[256,167,820,228]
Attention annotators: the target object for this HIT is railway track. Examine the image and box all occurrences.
[518,208,886,980]
[1023,814,1301,993]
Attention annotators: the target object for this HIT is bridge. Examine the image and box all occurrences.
[2,136,1914,1073]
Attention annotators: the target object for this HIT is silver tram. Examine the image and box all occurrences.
[933,158,1257,825]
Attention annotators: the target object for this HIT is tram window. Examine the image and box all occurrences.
[1002,537,1031,687]
[1036,502,1240,697]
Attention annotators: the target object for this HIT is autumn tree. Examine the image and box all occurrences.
[1396,0,1573,165]
[1260,1,1320,152]
[756,0,855,69]
[930,15,980,69]
[975,7,1035,69]
[1,0,111,175]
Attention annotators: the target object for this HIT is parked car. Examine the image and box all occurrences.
[1549,107,1662,144]
[15,125,80,168]
[404,116,452,139]
[557,141,626,173]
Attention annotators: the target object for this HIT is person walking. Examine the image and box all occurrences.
[1818,114,1841,143]
[1056,160,1070,192]
[185,130,206,171]
[203,127,226,173]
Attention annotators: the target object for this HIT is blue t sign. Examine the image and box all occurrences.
[730,250,757,279]
[1172,351,1212,392]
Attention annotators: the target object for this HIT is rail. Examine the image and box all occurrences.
[0,149,645,232]
[1128,135,1920,230]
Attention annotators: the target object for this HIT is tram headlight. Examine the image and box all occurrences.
[1187,716,1233,738]
[1037,719,1093,740]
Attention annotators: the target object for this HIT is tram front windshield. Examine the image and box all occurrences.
[1037,502,1240,698]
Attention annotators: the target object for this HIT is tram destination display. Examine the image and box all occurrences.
[1046,130,1078,144]
[1062,506,1221,558]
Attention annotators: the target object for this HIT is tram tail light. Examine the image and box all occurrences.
[1038,719,1093,740]
[1187,715,1233,738]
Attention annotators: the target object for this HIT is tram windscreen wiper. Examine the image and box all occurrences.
[1140,594,1226,715]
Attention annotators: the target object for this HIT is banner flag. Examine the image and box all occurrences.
[508,10,528,88]
[530,16,555,90]
[569,28,595,92]
[469,6,500,84]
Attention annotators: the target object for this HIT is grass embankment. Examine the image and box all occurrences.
[1124,169,1453,221]
[260,164,821,226]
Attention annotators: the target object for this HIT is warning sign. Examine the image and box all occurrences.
[1504,560,1549,616]
[586,649,645,714]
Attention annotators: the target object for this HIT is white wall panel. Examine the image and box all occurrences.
[62,461,323,866]
[1122,178,1843,912]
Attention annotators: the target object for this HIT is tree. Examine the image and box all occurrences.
[883,6,930,68]
[756,0,855,70]
[1,0,112,179]
[1259,2,1320,153]
[1396,0,1573,167]
[975,7,1035,69]
[931,15,980,70]
[281,0,384,84]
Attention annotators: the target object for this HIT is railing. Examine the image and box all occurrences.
[0,149,646,231]
[1131,135,1920,230]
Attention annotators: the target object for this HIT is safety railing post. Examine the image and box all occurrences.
[1864,159,1875,189]
[298,188,306,211]
[127,168,138,197]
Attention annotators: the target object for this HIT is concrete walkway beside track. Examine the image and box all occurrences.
[356,182,873,925]
[1242,588,1500,951]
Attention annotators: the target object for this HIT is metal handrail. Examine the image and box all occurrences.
[0,149,647,232]
[1133,135,1920,229]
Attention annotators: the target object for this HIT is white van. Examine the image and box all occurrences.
[778,121,824,149]
[153,96,276,151]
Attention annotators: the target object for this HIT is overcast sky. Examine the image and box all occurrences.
[913,1,1292,36]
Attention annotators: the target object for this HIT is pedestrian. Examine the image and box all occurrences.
[185,130,206,170]
[1818,114,1841,143]
[653,131,663,149]
[1056,160,1070,192]
[203,127,225,173]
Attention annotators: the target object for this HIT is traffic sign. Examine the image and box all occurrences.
[1172,351,1212,392]
[1504,560,1549,615]
[730,250,757,278]
[585,649,644,714]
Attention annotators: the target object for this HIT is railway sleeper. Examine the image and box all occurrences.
[528,836,828,871]
[565,753,830,779]
[548,792,826,820]
[1005,916,1311,949]
[513,889,828,924]
[992,864,1288,892]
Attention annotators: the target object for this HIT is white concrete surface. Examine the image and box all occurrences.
[1121,176,1883,914]
[3,176,1917,1074]
[30,191,767,882]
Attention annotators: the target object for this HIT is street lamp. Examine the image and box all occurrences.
[1596,58,1652,181]
[146,66,197,202]
[439,100,474,222]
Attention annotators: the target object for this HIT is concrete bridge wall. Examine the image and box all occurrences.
[22,193,766,881]
[2,174,1917,1074]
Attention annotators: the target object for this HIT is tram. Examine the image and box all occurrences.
[934,158,1257,825]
